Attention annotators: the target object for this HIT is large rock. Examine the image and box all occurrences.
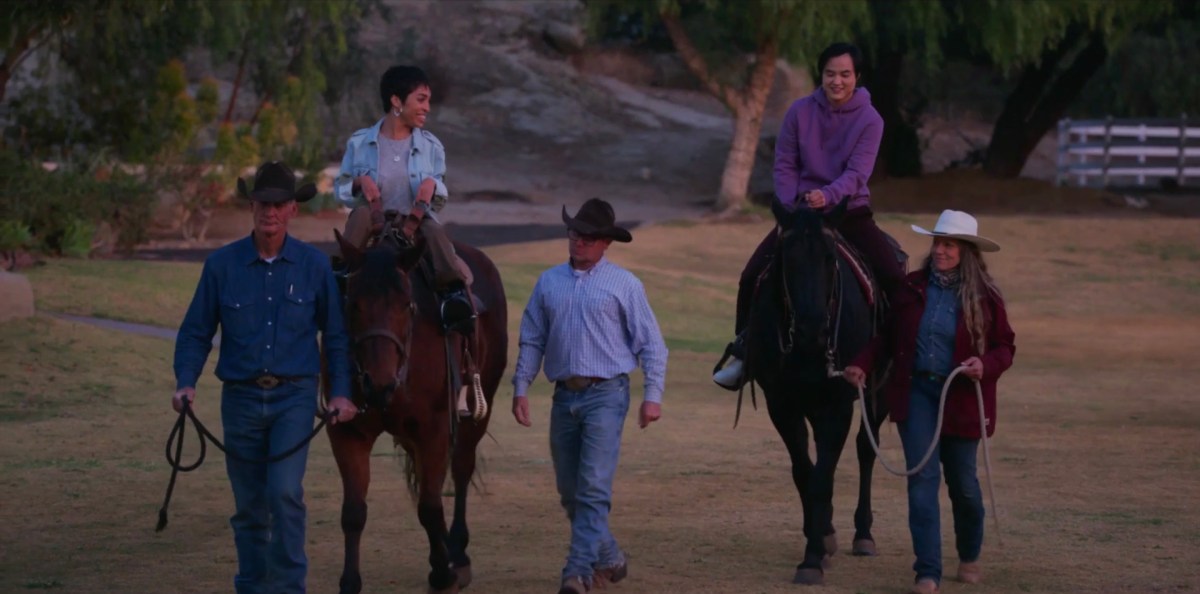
[0,271,35,321]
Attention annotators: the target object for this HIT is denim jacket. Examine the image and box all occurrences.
[334,118,449,212]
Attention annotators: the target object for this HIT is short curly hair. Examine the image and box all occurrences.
[379,66,431,113]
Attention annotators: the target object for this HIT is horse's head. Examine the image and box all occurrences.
[336,230,426,411]
[770,199,849,358]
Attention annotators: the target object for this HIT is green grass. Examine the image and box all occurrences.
[25,259,202,328]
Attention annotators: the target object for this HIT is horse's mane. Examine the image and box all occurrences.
[357,242,414,298]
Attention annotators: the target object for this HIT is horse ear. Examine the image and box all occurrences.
[824,198,850,228]
[334,229,363,270]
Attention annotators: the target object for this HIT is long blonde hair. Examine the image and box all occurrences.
[921,241,1003,354]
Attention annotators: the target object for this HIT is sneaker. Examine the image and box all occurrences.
[557,576,589,594]
[957,560,982,584]
[712,356,745,390]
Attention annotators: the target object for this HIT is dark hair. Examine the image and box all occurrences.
[379,66,431,113]
[817,42,864,76]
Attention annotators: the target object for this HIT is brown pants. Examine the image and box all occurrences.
[342,206,471,289]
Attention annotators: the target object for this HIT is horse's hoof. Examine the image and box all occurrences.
[456,565,473,589]
[339,574,363,594]
[792,567,824,585]
[823,533,839,556]
[852,538,878,557]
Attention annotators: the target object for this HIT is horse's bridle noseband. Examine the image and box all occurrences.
[351,300,417,403]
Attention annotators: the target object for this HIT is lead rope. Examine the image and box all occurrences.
[832,365,1003,544]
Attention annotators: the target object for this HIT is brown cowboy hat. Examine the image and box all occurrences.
[237,161,317,204]
[561,198,632,243]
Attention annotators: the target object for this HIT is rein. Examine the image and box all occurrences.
[841,365,1003,544]
[155,400,336,532]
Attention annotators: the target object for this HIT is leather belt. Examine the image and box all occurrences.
[559,376,608,392]
[233,375,306,390]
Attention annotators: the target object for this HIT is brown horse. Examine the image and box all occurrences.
[326,230,507,594]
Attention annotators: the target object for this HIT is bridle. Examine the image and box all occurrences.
[348,271,417,404]
[777,226,845,379]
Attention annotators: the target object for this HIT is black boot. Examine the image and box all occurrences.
[440,281,475,334]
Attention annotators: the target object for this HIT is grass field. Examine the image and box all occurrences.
[2,214,1199,593]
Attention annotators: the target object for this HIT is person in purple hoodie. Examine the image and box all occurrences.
[714,42,904,389]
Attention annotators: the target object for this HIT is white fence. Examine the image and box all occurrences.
[1056,116,1199,188]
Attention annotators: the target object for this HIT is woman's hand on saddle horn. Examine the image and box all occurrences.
[356,176,382,204]
[843,366,866,388]
[805,190,827,209]
[327,396,358,425]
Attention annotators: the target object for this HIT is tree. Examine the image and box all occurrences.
[590,0,869,213]
[952,0,1174,177]
[0,1,75,104]
[855,0,948,178]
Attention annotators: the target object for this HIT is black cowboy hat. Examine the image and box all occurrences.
[237,161,317,204]
[561,198,632,243]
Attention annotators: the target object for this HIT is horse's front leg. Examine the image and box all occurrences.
[328,425,379,594]
[765,393,824,584]
[852,393,887,556]
[799,400,853,581]
[447,420,486,589]
[416,427,457,593]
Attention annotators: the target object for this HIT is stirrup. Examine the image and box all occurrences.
[440,289,476,334]
[712,340,747,391]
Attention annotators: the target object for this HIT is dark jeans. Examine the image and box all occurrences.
[734,207,904,335]
[898,374,985,583]
[221,378,318,594]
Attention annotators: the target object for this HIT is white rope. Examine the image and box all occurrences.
[848,365,1003,543]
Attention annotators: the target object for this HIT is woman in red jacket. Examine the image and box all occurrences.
[844,210,1015,594]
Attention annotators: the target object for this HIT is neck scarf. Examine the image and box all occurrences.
[931,267,960,289]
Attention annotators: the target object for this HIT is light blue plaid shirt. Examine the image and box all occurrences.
[513,258,668,403]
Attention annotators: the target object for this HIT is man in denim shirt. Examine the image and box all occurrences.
[512,198,669,594]
[173,161,358,594]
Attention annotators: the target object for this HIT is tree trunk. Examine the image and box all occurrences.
[870,49,922,178]
[984,28,1108,178]
[1,27,40,104]
[660,11,777,212]
[718,104,766,211]
[223,39,249,124]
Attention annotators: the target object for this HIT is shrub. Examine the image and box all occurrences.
[0,151,156,256]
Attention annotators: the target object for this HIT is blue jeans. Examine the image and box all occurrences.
[221,378,318,594]
[549,375,631,582]
[898,374,985,584]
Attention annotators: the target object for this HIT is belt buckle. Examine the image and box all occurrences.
[256,375,281,389]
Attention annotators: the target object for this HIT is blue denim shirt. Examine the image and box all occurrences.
[173,234,351,398]
[334,118,449,216]
[914,276,960,377]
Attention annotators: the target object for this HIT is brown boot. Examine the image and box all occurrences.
[910,577,940,594]
[557,576,589,594]
[957,560,982,584]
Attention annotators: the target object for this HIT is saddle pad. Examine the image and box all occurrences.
[834,241,875,308]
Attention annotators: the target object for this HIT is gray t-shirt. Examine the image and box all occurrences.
[377,134,415,213]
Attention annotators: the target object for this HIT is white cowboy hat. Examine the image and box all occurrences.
[911,210,1000,252]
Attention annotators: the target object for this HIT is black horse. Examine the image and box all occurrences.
[744,200,891,585]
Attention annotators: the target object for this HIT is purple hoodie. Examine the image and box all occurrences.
[773,87,883,211]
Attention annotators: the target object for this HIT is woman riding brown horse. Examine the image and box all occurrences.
[326,230,507,594]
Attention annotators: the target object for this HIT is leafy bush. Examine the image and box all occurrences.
[0,151,156,256]
[0,220,33,252]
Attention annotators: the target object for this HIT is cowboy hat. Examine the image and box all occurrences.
[911,209,1000,252]
[561,198,632,243]
[237,161,317,204]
